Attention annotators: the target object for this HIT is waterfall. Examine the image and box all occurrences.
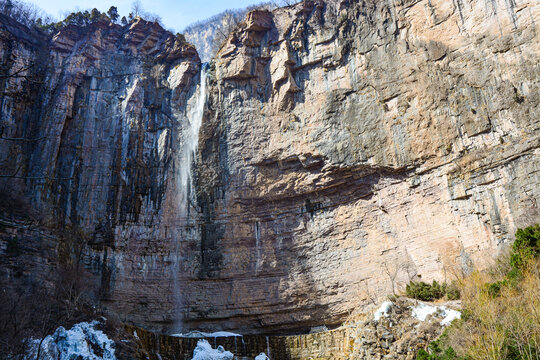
[178,63,209,217]
[173,63,209,331]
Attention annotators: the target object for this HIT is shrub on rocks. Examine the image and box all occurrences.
[406,280,460,301]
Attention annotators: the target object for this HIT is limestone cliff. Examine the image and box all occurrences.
[183,8,249,63]
[0,14,202,329]
[194,0,539,333]
[0,0,539,337]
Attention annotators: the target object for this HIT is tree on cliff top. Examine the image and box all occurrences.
[107,6,119,23]
[131,0,142,17]
[0,0,51,28]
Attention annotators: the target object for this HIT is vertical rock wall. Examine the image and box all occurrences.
[0,0,539,335]
[0,15,203,330]
[190,0,540,332]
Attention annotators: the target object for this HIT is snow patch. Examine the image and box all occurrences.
[190,339,234,360]
[255,353,270,360]
[172,331,242,338]
[411,303,461,326]
[25,321,115,360]
[440,307,461,326]
[411,303,438,321]
[373,301,393,321]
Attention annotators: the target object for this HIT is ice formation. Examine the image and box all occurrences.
[190,339,234,360]
[411,303,461,326]
[24,321,115,360]
[172,331,242,338]
[373,301,393,321]
[440,307,461,326]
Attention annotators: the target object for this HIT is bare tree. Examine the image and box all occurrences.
[131,0,142,18]
[271,0,303,8]
[141,11,162,24]
[0,0,51,28]
[403,260,419,283]
[383,261,403,296]
[210,12,242,55]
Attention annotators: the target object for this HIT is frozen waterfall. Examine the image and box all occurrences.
[173,64,209,331]
[178,63,209,217]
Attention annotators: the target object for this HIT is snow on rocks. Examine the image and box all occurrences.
[440,307,461,326]
[411,302,438,321]
[25,321,115,360]
[411,302,461,326]
[373,301,393,321]
[190,339,234,360]
[254,353,270,360]
[350,298,462,358]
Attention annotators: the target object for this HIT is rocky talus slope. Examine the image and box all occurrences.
[0,0,539,337]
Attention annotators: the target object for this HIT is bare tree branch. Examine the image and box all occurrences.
[0,63,35,78]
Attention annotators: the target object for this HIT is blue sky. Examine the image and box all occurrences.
[27,0,264,32]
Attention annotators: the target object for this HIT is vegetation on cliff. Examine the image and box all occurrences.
[0,0,302,55]
[418,225,540,360]
[406,280,460,302]
[0,0,163,35]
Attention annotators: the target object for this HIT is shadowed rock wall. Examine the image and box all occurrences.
[0,15,202,330]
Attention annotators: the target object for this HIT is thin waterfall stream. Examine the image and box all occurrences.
[173,64,209,332]
[179,63,209,217]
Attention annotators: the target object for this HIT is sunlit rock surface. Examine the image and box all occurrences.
[0,0,539,336]
[198,0,539,332]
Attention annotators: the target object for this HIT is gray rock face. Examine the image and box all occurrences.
[0,0,539,335]
[183,9,248,63]
[0,15,202,329]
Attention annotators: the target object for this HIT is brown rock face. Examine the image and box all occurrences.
[193,0,540,333]
[0,0,539,336]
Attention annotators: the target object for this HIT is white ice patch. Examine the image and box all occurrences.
[411,303,438,321]
[440,307,461,326]
[373,301,393,321]
[255,353,270,360]
[172,331,242,338]
[25,321,115,360]
[411,303,461,326]
[190,339,234,360]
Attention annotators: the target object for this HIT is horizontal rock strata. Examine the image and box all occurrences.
[0,0,539,335]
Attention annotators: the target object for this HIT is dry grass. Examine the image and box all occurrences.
[447,258,540,360]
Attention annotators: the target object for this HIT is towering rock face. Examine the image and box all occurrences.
[0,0,539,335]
[0,15,202,328]
[183,9,250,63]
[194,0,539,332]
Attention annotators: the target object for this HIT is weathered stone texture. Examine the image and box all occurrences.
[130,298,454,360]
[194,0,540,333]
[0,15,202,330]
[0,0,539,336]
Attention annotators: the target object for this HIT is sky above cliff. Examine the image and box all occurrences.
[28,0,264,31]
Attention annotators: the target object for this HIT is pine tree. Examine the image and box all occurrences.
[89,8,101,23]
[107,6,119,23]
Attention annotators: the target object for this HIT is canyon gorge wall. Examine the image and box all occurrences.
[0,0,539,335]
